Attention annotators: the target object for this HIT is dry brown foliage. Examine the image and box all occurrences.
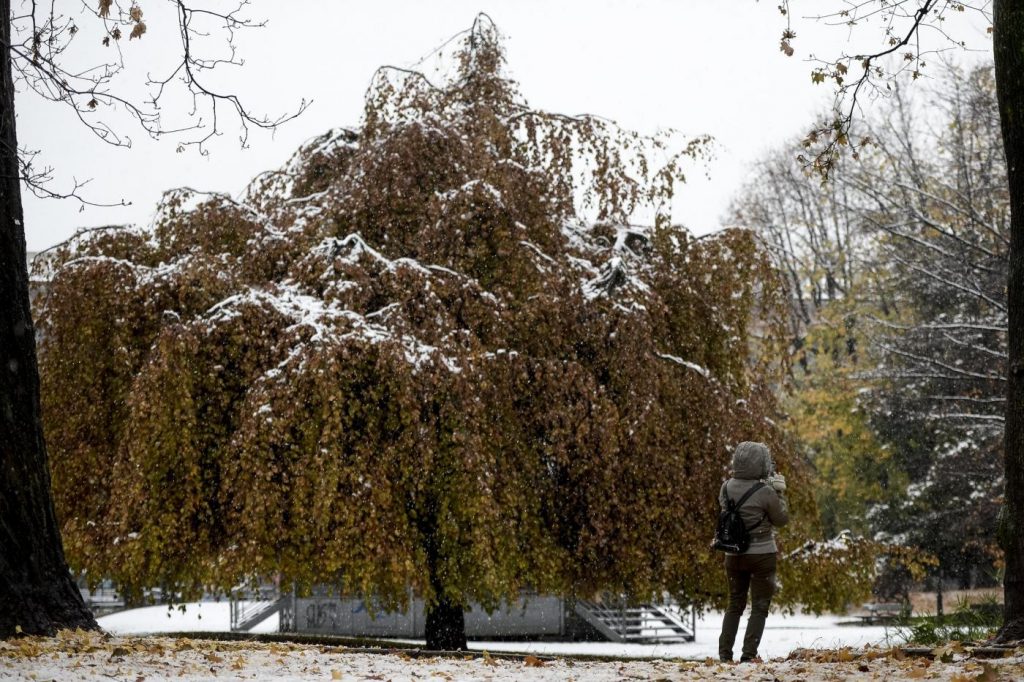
[36,17,871,614]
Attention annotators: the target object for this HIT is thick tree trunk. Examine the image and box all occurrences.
[424,595,467,651]
[0,1,98,638]
[418,502,467,651]
[994,0,1024,643]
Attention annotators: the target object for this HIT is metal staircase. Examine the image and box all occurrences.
[573,596,695,643]
[229,584,285,632]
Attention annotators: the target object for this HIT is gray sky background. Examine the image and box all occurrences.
[18,0,993,252]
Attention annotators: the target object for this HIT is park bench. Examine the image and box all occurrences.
[854,602,904,624]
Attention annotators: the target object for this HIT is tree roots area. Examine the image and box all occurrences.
[2,632,1023,681]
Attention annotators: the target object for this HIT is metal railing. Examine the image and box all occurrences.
[574,594,695,643]
[229,583,284,632]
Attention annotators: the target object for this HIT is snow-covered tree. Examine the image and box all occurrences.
[37,17,860,649]
[734,64,1007,596]
[861,66,1006,591]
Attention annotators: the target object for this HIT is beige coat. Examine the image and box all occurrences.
[718,442,789,554]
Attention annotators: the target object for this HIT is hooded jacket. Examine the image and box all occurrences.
[718,442,789,554]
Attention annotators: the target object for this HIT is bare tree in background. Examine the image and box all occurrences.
[737,59,1009,616]
[851,66,1005,597]
[777,0,1024,641]
[731,144,866,354]
[0,0,304,637]
[855,69,1007,431]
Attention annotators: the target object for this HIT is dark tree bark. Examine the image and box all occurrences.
[424,596,467,651]
[418,499,467,651]
[994,0,1024,643]
[0,0,97,638]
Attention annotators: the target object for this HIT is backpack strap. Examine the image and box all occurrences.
[747,510,769,533]
[727,482,769,532]
[728,481,765,510]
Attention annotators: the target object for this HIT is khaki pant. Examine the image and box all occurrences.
[718,552,777,661]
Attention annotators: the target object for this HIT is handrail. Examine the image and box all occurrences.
[229,583,284,631]
[573,595,695,643]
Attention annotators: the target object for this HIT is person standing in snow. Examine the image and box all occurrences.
[717,441,789,663]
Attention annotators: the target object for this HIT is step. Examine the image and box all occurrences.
[574,599,696,644]
[233,598,285,632]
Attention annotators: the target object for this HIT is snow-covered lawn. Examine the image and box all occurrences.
[99,602,279,636]
[473,610,893,660]
[98,601,891,659]
[2,630,1022,681]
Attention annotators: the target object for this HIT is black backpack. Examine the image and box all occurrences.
[712,482,766,553]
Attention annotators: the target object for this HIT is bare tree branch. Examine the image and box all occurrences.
[4,0,309,203]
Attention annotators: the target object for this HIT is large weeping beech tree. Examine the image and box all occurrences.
[35,17,876,650]
[0,0,300,638]
[0,0,96,636]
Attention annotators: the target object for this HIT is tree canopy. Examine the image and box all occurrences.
[36,17,868,644]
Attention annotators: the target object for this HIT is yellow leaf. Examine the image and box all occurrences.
[933,641,964,662]
[481,650,497,666]
[331,671,342,680]
[977,663,999,682]
[14,625,22,634]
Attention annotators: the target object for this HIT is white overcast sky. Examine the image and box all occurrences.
[17,0,993,252]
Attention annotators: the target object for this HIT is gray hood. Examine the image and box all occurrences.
[731,442,771,480]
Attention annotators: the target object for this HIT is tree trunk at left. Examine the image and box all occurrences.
[0,1,98,638]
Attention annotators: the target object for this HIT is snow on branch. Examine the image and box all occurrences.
[656,352,711,379]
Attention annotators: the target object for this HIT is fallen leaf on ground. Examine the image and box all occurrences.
[977,662,1000,681]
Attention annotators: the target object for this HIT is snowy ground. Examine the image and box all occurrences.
[97,601,892,659]
[468,611,892,660]
[2,630,1022,681]
[99,602,280,636]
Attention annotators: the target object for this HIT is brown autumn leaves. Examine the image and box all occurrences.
[34,19,870,614]
[97,1,146,41]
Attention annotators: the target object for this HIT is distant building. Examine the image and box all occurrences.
[232,586,696,643]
